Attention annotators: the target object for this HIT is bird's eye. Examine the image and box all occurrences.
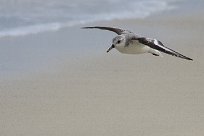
[117,40,121,44]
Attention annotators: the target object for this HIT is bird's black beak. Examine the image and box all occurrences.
[106,44,115,53]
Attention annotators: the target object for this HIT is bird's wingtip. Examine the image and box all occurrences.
[183,56,193,61]
[188,58,193,61]
[81,26,87,29]
[81,26,95,29]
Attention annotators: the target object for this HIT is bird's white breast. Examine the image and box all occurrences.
[115,40,150,54]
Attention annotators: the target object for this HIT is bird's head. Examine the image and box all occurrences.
[106,35,125,53]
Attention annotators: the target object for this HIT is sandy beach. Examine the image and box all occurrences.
[1,1,204,136]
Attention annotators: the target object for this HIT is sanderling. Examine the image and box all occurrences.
[82,26,193,60]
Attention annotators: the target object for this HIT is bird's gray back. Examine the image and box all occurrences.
[122,33,141,46]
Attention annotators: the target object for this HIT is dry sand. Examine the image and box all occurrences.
[1,6,204,136]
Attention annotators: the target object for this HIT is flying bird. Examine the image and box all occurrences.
[82,26,193,60]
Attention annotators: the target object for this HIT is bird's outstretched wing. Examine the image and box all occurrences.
[137,37,193,60]
[82,26,132,35]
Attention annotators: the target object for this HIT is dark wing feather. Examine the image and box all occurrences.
[137,37,193,60]
[82,26,128,35]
